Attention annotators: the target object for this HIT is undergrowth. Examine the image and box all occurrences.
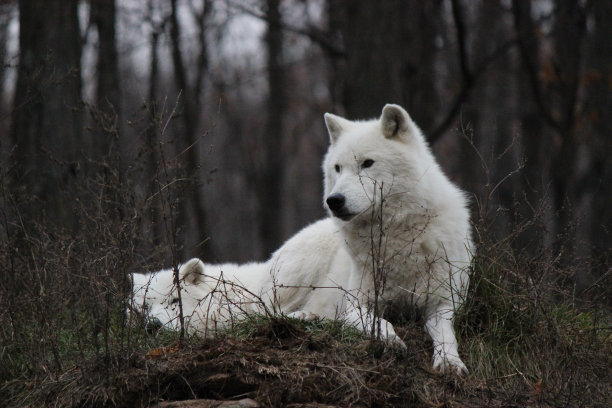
[0,118,610,407]
[455,234,612,406]
[226,313,366,344]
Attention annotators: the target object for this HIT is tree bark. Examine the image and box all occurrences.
[11,0,83,228]
[0,10,9,119]
[512,0,548,254]
[549,0,586,262]
[257,0,286,258]
[168,0,212,260]
[512,0,587,263]
[145,1,163,247]
[327,0,440,122]
[91,0,121,158]
[584,1,612,280]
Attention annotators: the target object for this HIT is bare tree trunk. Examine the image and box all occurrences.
[512,0,586,265]
[576,1,612,290]
[91,0,121,158]
[256,0,286,258]
[584,1,612,283]
[168,0,212,260]
[460,0,516,232]
[327,0,439,122]
[11,0,82,228]
[485,5,519,244]
[550,0,586,263]
[327,0,503,145]
[0,9,9,124]
[512,0,548,254]
[145,2,163,247]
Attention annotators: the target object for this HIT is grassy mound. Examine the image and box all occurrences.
[2,302,610,408]
[1,156,610,407]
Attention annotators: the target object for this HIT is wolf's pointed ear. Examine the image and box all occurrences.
[179,258,205,285]
[324,112,351,144]
[381,104,411,140]
[130,273,148,291]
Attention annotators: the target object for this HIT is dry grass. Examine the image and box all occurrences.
[1,119,610,407]
[4,307,609,407]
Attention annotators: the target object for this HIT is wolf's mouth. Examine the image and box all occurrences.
[331,210,356,221]
[326,193,356,221]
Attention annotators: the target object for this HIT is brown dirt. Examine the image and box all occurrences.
[7,318,603,408]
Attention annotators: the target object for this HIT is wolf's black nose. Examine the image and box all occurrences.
[326,194,346,212]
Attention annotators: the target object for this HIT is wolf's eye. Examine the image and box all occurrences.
[361,159,375,169]
[334,164,341,173]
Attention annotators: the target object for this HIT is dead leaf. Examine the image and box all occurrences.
[146,345,179,359]
[530,379,543,397]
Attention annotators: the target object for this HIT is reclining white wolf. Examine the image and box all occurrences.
[130,219,357,337]
[129,104,473,375]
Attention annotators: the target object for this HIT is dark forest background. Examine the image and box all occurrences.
[1,0,610,296]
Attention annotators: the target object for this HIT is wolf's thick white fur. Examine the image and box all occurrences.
[129,104,473,375]
[130,220,350,331]
[129,220,403,343]
[322,104,473,374]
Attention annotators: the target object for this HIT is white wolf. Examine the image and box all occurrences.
[129,219,399,341]
[129,104,473,375]
[128,220,351,335]
[322,104,473,375]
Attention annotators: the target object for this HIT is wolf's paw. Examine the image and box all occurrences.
[370,318,407,354]
[367,332,407,358]
[432,353,469,377]
[286,310,319,321]
[386,333,407,354]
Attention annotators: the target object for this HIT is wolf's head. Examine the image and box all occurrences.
[322,104,432,222]
[127,258,209,332]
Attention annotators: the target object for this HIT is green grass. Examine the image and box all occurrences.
[2,281,610,407]
[221,312,366,344]
[1,235,610,407]
[454,251,612,403]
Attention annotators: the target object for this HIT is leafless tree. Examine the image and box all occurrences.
[168,0,213,260]
[91,0,121,158]
[11,0,83,229]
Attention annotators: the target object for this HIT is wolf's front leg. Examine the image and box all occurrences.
[424,306,468,376]
[285,310,319,321]
[344,306,406,351]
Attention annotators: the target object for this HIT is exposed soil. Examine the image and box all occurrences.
[10,318,608,408]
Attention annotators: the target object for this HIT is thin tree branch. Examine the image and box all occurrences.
[169,0,191,113]
[450,0,472,83]
[429,2,516,143]
[557,1,587,130]
[227,0,345,58]
[190,0,212,108]
[511,0,561,131]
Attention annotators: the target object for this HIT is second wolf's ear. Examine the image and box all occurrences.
[381,104,411,140]
[179,258,205,285]
[324,112,352,144]
[130,273,149,292]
